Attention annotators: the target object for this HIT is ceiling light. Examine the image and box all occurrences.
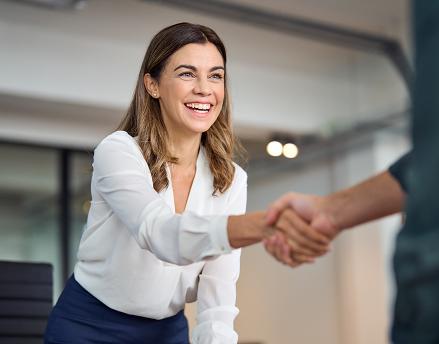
[266,141,283,157]
[283,143,299,158]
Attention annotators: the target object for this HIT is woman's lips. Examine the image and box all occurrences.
[184,103,213,118]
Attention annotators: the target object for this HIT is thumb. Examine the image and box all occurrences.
[290,197,315,222]
[310,215,335,239]
[292,197,335,239]
[265,209,278,226]
[265,193,296,225]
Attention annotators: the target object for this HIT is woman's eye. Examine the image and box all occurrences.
[179,72,195,78]
[210,73,224,80]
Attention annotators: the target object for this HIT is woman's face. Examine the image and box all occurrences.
[147,42,225,138]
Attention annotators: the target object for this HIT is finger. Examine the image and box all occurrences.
[291,253,316,264]
[285,235,326,257]
[274,232,317,263]
[283,210,331,246]
[276,235,303,268]
[265,193,295,225]
[273,234,285,263]
[262,234,275,246]
[281,229,320,257]
[265,233,304,267]
[281,223,328,256]
[263,235,276,254]
[276,216,329,256]
[265,233,296,266]
[278,242,302,267]
[279,236,300,267]
[288,227,330,257]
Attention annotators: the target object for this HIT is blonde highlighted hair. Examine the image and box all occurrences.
[118,22,244,195]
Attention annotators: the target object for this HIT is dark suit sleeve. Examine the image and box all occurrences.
[388,151,412,193]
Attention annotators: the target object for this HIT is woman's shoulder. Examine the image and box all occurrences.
[232,161,247,185]
[95,131,138,152]
[97,130,134,146]
[93,131,145,163]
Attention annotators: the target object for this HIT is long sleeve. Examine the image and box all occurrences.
[191,170,247,344]
[92,131,232,265]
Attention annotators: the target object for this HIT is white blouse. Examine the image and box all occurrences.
[74,131,247,344]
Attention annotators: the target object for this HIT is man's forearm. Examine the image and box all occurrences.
[324,171,406,231]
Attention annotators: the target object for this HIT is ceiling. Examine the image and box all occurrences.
[221,0,409,38]
[0,0,411,147]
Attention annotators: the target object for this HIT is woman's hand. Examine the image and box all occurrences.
[263,193,338,267]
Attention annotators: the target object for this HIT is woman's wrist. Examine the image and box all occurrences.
[227,211,271,248]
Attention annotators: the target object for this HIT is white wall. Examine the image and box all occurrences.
[0,0,408,147]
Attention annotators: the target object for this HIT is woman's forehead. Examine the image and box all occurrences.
[167,43,224,69]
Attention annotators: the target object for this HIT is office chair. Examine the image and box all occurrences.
[0,261,53,344]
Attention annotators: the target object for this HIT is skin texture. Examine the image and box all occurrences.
[264,171,406,267]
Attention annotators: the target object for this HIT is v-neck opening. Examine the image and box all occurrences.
[166,147,203,214]
[129,131,203,214]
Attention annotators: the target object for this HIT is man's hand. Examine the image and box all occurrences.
[264,193,339,266]
[263,172,406,267]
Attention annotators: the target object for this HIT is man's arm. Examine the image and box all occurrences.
[320,170,406,232]
[264,169,407,265]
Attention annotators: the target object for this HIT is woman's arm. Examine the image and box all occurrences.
[93,132,233,265]
[93,132,278,266]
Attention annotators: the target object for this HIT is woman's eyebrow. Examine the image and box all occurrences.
[174,64,196,72]
[209,66,225,72]
[174,64,225,72]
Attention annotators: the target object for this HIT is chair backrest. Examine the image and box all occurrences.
[0,261,53,344]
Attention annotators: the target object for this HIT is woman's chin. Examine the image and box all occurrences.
[189,124,213,134]
[184,119,216,134]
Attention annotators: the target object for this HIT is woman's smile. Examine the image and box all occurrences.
[145,42,225,136]
[184,102,213,118]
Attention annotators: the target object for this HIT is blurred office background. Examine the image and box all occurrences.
[0,0,411,343]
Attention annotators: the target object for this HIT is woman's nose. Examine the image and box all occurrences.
[193,77,212,96]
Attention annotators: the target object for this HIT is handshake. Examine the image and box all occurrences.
[262,192,340,268]
[227,191,342,267]
[228,171,405,268]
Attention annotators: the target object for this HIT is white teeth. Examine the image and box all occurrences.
[186,103,211,110]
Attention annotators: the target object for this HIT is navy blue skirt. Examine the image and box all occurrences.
[44,275,189,344]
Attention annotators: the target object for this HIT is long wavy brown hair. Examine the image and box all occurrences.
[118,22,243,195]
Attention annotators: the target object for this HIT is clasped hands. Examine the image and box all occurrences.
[262,192,340,267]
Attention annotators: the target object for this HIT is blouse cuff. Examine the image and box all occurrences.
[192,306,239,344]
[191,320,238,344]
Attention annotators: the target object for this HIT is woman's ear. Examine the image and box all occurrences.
[144,73,160,98]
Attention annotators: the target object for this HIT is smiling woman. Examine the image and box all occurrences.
[143,42,229,191]
[121,23,236,196]
[43,22,317,344]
